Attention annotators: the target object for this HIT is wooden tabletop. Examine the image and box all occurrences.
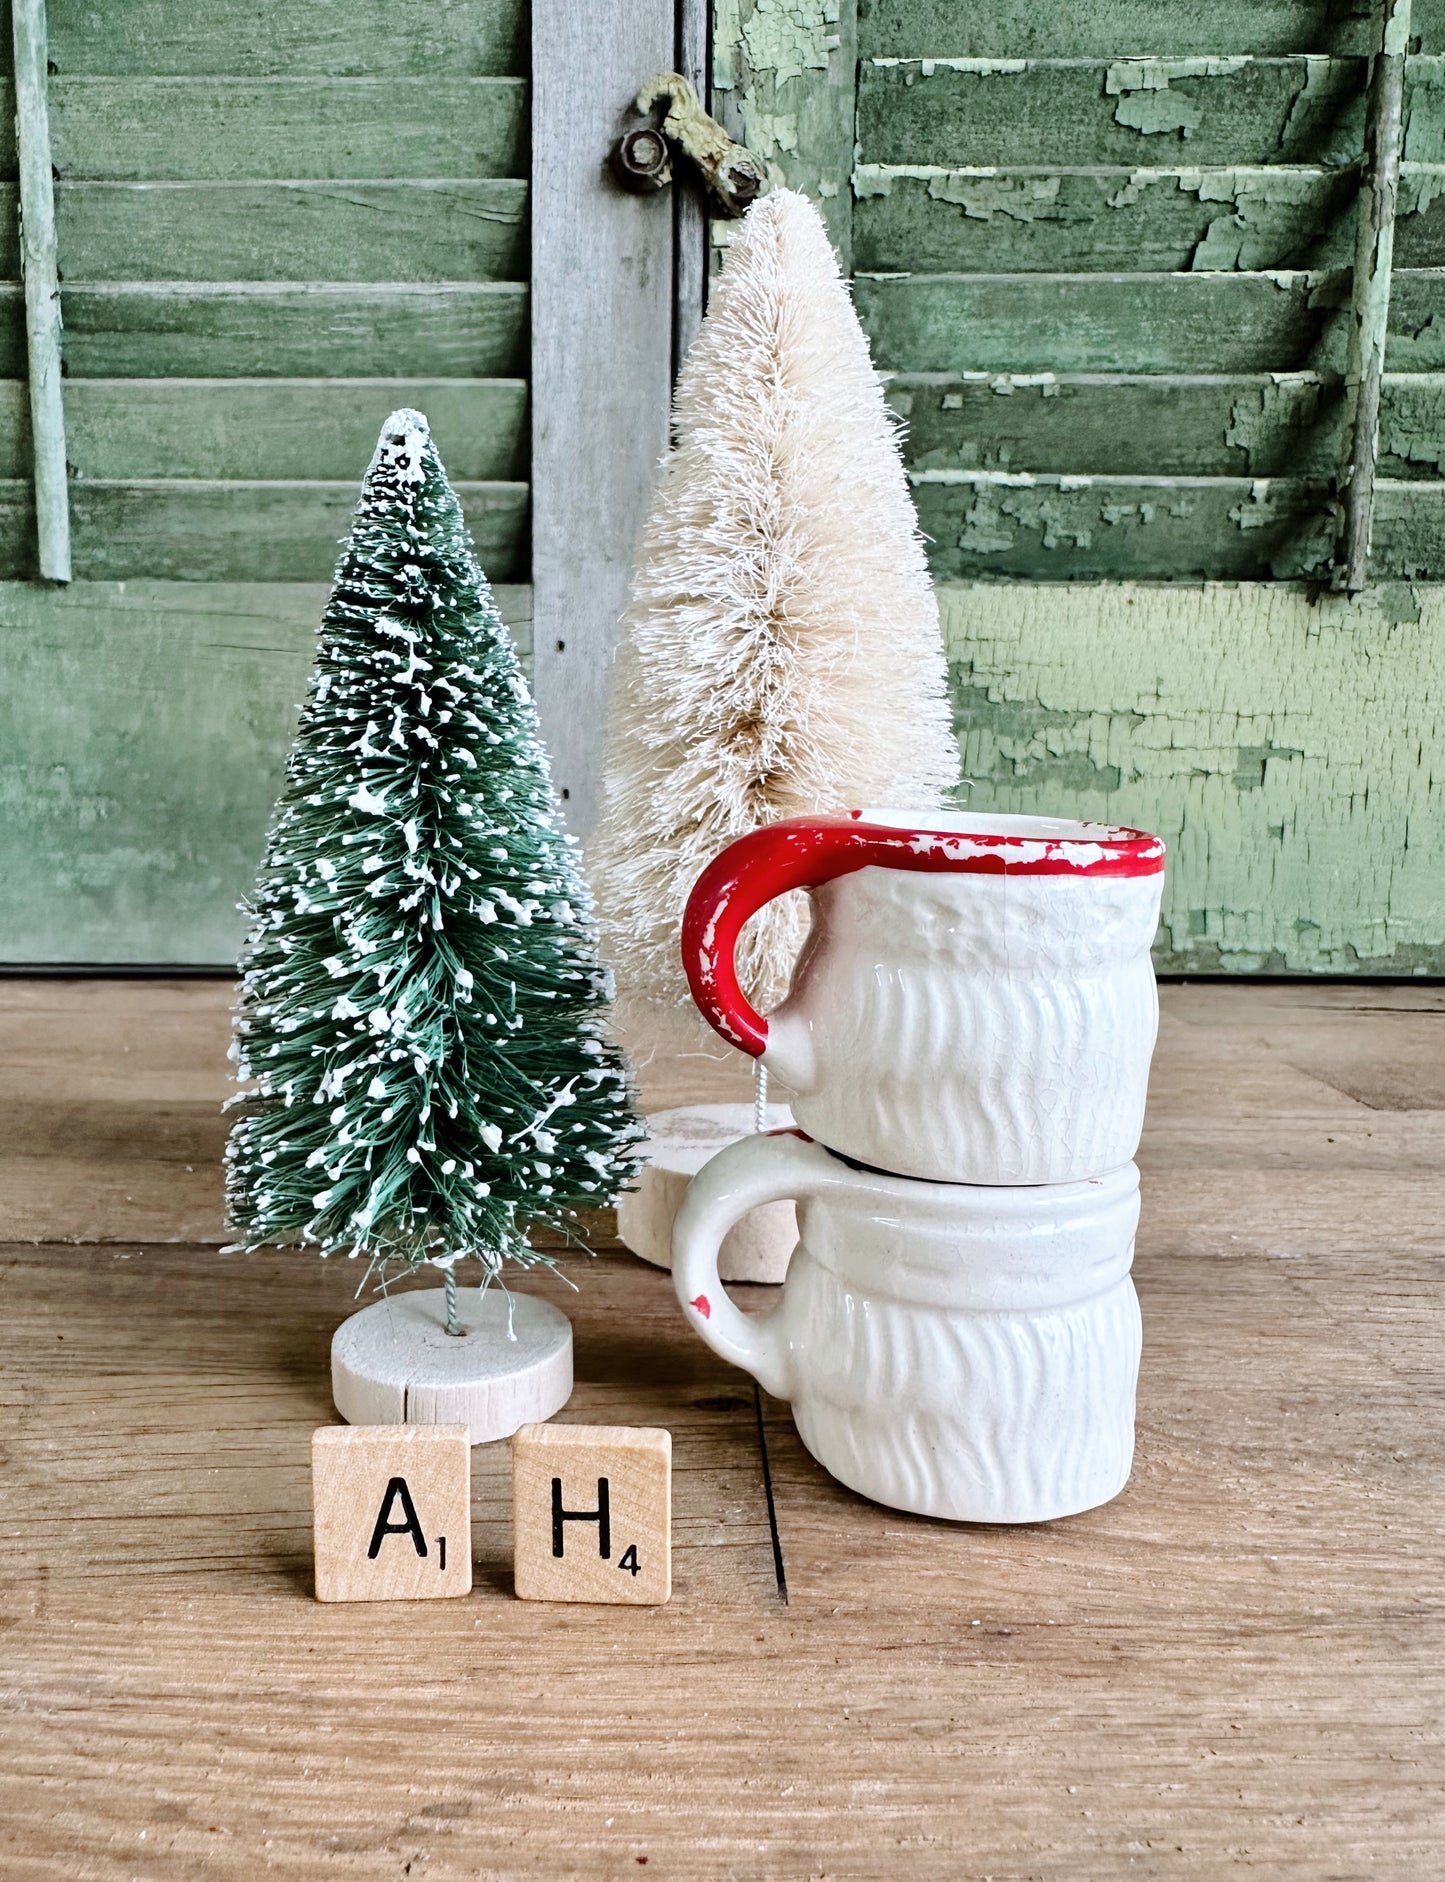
[2,978,1443,1878]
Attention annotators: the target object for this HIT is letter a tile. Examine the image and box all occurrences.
[312,1425,472,1602]
[512,1423,671,1605]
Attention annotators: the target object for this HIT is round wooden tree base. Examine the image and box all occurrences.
[331,1287,572,1445]
[618,1103,799,1284]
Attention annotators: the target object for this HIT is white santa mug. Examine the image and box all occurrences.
[673,1131,1142,1523]
[683,809,1166,1185]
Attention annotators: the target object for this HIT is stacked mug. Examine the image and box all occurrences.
[671,810,1167,1523]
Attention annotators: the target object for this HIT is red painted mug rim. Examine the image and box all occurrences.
[837,807,1166,876]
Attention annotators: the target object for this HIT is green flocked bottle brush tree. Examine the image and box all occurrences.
[225,410,643,1343]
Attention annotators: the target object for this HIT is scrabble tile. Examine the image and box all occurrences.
[512,1423,671,1605]
[312,1424,471,1602]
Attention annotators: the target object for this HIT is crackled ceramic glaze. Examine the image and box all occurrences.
[672,1132,1142,1524]
[683,809,1166,1184]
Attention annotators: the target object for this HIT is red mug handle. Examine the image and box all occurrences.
[680,816,901,1056]
[680,812,1166,1056]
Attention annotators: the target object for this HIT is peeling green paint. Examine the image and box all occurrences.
[867,55,1029,77]
[1225,374,1329,460]
[911,470,1352,580]
[1404,61,1445,161]
[1233,741,1305,789]
[1181,165,1341,270]
[939,581,1445,974]
[713,0,856,263]
[854,162,1364,274]
[1106,57,1248,140]
[740,0,839,89]
[1279,53,1339,148]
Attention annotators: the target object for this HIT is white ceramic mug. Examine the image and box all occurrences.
[673,1131,1142,1523]
[682,809,1166,1185]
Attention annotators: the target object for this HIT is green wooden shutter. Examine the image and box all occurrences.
[717,0,1445,974]
[854,7,1445,583]
[0,0,533,963]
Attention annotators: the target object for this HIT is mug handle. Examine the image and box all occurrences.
[680,815,892,1056]
[672,1130,845,1400]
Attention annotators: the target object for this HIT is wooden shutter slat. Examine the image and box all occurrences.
[57,479,528,582]
[47,78,527,182]
[856,270,1350,374]
[854,164,1358,273]
[910,470,1336,581]
[887,368,1445,481]
[51,282,527,378]
[859,56,1373,170]
[53,180,528,284]
[44,0,526,78]
[857,0,1445,60]
[51,378,526,482]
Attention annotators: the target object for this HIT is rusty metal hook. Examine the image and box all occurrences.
[610,71,765,218]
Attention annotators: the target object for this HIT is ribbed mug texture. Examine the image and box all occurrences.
[768,866,1163,1183]
[673,1135,1142,1523]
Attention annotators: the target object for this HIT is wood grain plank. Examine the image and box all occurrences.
[0,981,1440,1877]
[57,379,527,482]
[529,0,675,836]
[0,582,532,966]
[856,269,1354,373]
[56,283,529,378]
[856,0,1445,59]
[858,55,1372,169]
[55,180,528,284]
[44,0,527,78]
[854,164,1359,274]
[57,479,529,583]
[49,77,527,182]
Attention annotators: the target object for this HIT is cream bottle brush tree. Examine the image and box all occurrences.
[590,187,959,1047]
[225,409,643,1327]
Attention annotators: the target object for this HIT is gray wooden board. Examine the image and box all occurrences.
[54,180,528,284]
[51,284,529,379]
[530,0,676,836]
[886,370,1445,479]
[43,0,527,77]
[855,0,1445,59]
[48,78,527,182]
[0,581,533,964]
[857,56,1375,170]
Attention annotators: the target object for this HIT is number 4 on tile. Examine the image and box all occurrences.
[513,1423,671,1605]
